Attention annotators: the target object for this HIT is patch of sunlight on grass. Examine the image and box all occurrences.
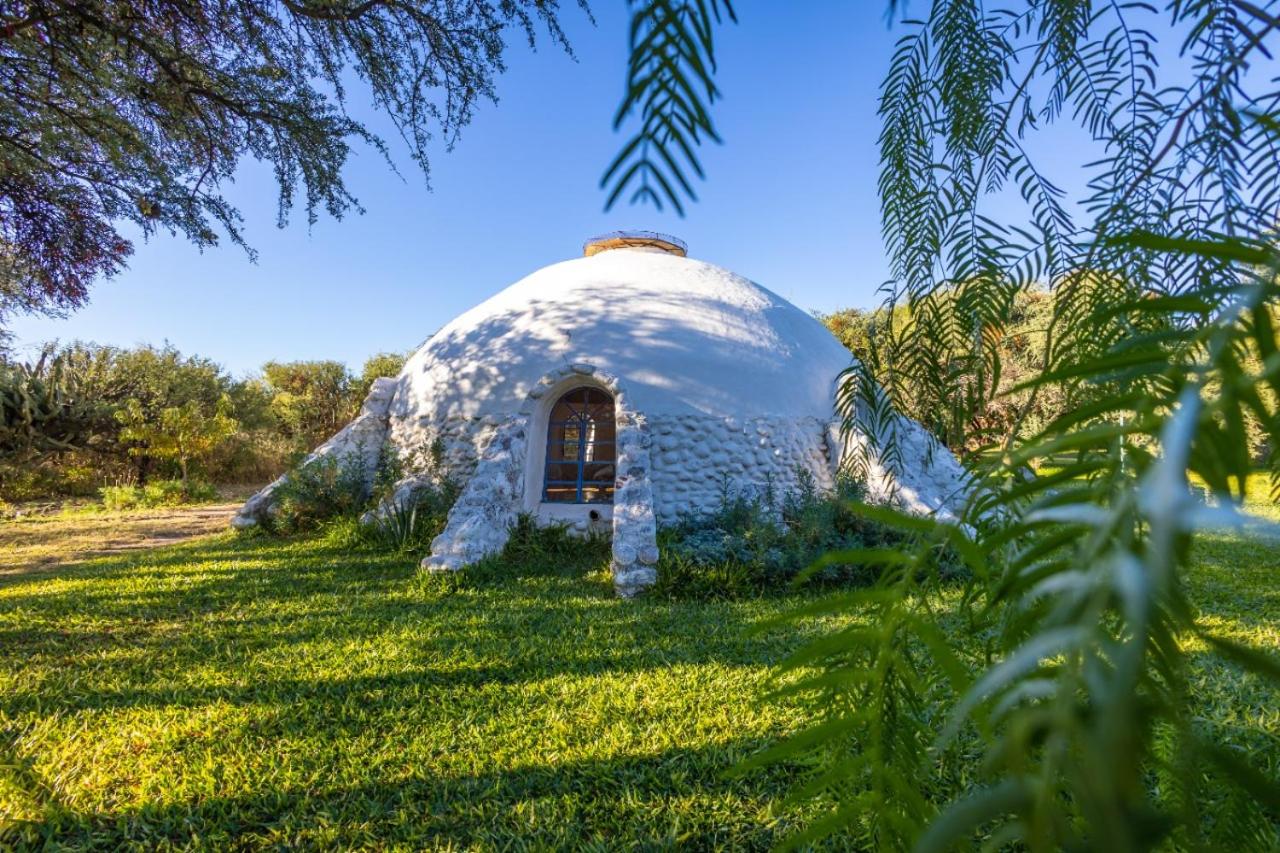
[1,482,1276,847]
[0,531,838,848]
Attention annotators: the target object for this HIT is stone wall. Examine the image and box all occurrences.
[830,413,973,522]
[391,411,839,530]
[610,410,659,597]
[386,413,499,484]
[646,415,836,525]
[421,416,530,572]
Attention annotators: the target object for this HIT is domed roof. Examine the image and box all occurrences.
[391,248,853,421]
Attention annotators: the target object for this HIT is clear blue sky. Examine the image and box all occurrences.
[10,3,924,374]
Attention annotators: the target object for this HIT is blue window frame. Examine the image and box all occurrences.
[543,387,616,504]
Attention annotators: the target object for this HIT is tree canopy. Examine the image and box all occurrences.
[0,342,407,501]
[0,0,584,323]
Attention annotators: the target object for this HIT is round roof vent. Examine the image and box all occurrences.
[583,230,687,257]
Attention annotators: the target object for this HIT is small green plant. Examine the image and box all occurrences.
[652,471,944,599]
[364,480,458,554]
[98,484,140,511]
[268,454,370,534]
[99,478,217,510]
[360,437,458,553]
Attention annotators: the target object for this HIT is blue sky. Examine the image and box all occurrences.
[11,3,949,374]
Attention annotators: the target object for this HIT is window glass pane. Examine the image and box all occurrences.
[545,462,580,483]
[544,485,579,503]
[546,441,578,461]
[583,462,615,482]
[550,399,577,421]
[592,421,616,444]
[581,484,614,503]
[583,439,613,464]
[543,386,615,504]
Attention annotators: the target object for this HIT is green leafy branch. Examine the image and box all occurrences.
[602,0,736,215]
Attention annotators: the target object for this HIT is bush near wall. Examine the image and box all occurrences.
[652,473,957,598]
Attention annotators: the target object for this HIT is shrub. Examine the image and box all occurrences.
[208,428,292,485]
[143,478,217,506]
[1,461,65,503]
[267,453,370,534]
[363,479,459,554]
[651,471,949,598]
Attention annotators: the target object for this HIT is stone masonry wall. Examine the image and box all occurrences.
[386,414,499,485]
[421,415,529,572]
[646,415,836,526]
[392,411,840,531]
[609,410,659,596]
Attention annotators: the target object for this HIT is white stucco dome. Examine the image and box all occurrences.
[390,248,853,423]
[235,235,972,596]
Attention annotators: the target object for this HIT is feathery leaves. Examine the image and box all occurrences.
[603,0,736,214]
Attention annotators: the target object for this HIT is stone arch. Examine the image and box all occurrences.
[518,365,626,518]
[424,362,659,597]
[517,363,659,597]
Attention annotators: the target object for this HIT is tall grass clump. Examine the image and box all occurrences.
[363,482,459,554]
[100,478,218,511]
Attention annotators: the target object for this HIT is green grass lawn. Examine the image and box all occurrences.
[1,489,1278,849]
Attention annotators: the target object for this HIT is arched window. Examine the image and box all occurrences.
[543,387,616,503]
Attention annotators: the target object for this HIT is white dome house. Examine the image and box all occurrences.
[234,232,971,595]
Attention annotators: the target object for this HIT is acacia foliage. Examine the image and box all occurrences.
[0,0,583,320]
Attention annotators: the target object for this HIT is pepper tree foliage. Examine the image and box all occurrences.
[602,0,734,214]
[612,1,1280,849]
[0,0,583,321]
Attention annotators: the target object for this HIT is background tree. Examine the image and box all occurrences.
[0,343,411,502]
[357,351,409,398]
[821,287,1067,457]
[115,395,238,494]
[0,0,584,325]
[260,359,355,451]
[94,344,236,482]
